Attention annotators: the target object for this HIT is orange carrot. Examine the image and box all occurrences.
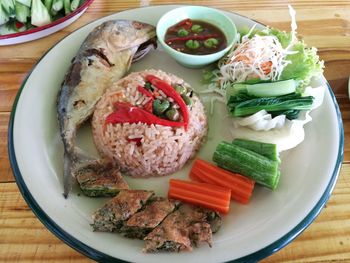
[168,179,231,214]
[190,159,255,204]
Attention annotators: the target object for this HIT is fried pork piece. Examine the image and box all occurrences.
[121,197,179,239]
[91,190,154,232]
[143,204,222,253]
[75,161,129,197]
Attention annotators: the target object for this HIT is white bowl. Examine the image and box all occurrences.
[156,6,237,68]
[0,0,94,46]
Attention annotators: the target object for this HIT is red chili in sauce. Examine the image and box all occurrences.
[165,19,227,55]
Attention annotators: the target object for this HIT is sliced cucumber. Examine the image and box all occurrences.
[213,141,280,190]
[227,79,297,98]
[232,138,280,162]
[0,4,10,26]
[16,0,32,8]
[15,1,30,23]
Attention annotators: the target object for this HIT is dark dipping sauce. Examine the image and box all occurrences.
[165,19,227,55]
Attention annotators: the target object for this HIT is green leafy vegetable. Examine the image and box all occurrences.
[227,93,314,118]
[280,42,324,87]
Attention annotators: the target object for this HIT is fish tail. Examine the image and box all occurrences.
[63,151,73,198]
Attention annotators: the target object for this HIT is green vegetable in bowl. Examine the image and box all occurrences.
[0,0,85,35]
[70,0,80,11]
[2,0,16,18]
[191,24,203,33]
[0,6,10,26]
[52,0,63,12]
[185,39,200,49]
[17,0,32,7]
[204,38,219,48]
[177,28,188,37]
[32,0,51,27]
[15,2,30,23]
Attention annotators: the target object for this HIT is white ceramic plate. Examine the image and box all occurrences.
[0,0,94,46]
[8,5,344,263]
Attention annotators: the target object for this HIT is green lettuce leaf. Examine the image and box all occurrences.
[280,41,324,85]
[239,27,293,48]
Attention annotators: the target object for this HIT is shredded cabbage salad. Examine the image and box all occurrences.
[218,30,296,84]
[201,5,325,151]
[205,5,323,95]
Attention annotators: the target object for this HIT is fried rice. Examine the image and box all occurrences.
[92,69,207,178]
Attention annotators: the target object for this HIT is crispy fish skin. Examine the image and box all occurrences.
[121,198,179,239]
[143,204,222,253]
[75,161,129,197]
[56,20,156,197]
[91,190,154,232]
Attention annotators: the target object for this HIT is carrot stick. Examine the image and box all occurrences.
[168,179,231,214]
[190,159,255,204]
[170,179,231,200]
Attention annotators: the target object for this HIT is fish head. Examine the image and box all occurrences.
[83,20,157,58]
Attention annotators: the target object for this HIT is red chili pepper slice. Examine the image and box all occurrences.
[145,75,189,130]
[166,34,219,44]
[15,21,24,29]
[144,99,153,113]
[176,19,193,30]
[106,102,185,127]
[127,137,142,146]
[177,18,192,27]
[137,85,154,98]
[168,19,193,33]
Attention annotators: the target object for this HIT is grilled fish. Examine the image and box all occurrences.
[57,20,156,198]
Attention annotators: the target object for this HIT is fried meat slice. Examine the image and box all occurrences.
[143,204,222,253]
[121,197,179,239]
[91,189,154,232]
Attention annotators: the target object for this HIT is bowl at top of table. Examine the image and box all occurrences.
[156,6,237,68]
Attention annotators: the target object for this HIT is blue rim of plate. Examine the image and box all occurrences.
[7,5,344,263]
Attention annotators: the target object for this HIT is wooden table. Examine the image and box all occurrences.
[1,1,349,262]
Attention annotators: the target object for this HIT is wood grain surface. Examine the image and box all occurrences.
[0,0,349,262]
